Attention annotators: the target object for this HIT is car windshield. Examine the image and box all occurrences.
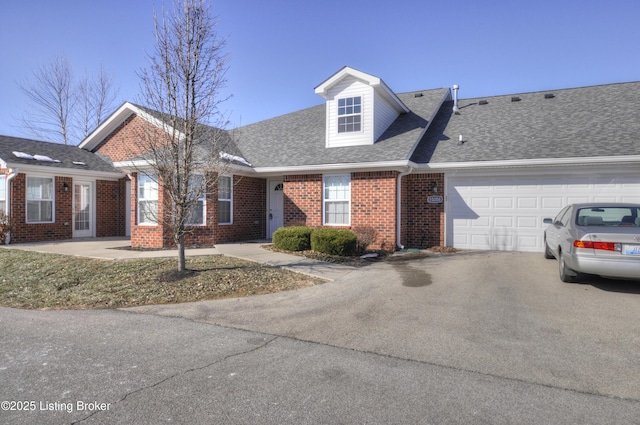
[576,206,640,227]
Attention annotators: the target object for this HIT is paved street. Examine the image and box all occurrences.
[1,251,639,424]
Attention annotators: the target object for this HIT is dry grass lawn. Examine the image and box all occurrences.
[0,250,324,310]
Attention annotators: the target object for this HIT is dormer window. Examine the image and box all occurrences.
[337,96,361,133]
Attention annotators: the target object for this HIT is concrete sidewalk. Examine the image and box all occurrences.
[0,238,357,281]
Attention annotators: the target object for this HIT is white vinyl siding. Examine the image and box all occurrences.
[373,92,402,141]
[0,175,5,212]
[137,174,158,225]
[26,176,54,223]
[218,175,232,224]
[323,174,350,225]
[326,78,373,147]
[446,172,640,252]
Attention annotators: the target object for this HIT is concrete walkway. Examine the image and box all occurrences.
[0,237,357,281]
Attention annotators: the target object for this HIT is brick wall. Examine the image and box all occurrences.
[95,179,127,237]
[402,173,445,248]
[93,115,160,162]
[214,175,266,243]
[283,174,323,226]
[351,171,398,251]
[130,172,266,248]
[8,174,73,243]
[282,172,398,251]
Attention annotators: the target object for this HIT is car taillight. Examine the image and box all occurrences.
[573,240,621,251]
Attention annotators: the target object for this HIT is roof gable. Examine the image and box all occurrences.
[314,66,409,114]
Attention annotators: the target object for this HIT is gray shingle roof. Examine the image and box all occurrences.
[234,88,449,168]
[0,135,121,174]
[411,81,640,164]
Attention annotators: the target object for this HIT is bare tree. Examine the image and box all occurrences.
[17,56,74,145]
[17,56,119,145]
[76,66,119,139]
[137,0,231,272]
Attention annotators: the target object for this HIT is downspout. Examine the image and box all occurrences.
[4,169,19,245]
[396,166,413,250]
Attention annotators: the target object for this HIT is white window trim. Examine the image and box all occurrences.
[218,175,233,225]
[25,175,55,224]
[0,174,6,213]
[337,96,363,134]
[185,174,206,226]
[323,173,351,226]
[137,173,158,226]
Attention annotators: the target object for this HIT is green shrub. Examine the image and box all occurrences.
[272,226,314,251]
[311,228,357,256]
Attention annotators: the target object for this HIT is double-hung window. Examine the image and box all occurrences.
[26,176,54,223]
[323,174,350,225]
[185,174,205,226]
[137,174,158,225]
[337,96,362,133]
[218,175,232,224]
[0,175,6,212]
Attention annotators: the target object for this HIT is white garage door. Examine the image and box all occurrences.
[446,173,640,252]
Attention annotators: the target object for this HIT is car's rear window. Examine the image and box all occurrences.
[576,207,640,227]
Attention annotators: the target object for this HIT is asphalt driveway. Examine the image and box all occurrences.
[1,251,639,424]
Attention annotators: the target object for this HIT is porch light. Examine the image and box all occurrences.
[431,181,438,193]
[62,182,69,192]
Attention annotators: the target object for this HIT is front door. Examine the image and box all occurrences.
[73,181,93,238]
[268,180,284,238]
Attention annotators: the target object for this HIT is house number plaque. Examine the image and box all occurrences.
[427,196,443,204]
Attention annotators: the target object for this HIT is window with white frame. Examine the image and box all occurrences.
[137,174,158,225]
[218,175,232,224]
[0,175,6,212]
[185,174,205,225]
[323,174,350,225]
[26,176,54,223]
[337,96,361,133]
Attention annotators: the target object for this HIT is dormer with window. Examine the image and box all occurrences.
[315,67,409,148]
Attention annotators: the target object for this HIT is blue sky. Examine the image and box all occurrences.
[1,0,639,141]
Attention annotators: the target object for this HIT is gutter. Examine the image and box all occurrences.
[396,166,413,250]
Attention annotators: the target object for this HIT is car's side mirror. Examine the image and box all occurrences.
[543,218,553,224]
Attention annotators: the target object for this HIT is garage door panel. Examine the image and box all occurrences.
[494,197,513,208]
[517,197,538,208]
[493,217,513,227]
[542,197,563,209]
[446,173,640,252]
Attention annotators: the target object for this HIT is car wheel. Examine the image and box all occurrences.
[559,251,578,283]
[544,241,554,259]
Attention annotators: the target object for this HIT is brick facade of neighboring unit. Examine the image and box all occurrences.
[402,173,445,249]
[7,174,73,243]
[96,179,128,237]
[130,172,267,249]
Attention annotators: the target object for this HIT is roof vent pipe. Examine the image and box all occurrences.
[452,85,460,114]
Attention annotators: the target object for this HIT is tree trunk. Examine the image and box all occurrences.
[177,234,186,272]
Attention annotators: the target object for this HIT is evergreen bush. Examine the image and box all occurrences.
[272,226,313,251]
[311,228,357,256]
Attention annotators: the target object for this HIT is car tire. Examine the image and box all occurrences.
[544,241,555,259]
[559,251,578,283]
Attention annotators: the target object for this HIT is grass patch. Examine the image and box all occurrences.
[0,250,324,310]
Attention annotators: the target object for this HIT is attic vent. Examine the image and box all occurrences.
[544,93,555,99]
[414,92,423,97]
[511,96,521,102]
[478,100,489,105]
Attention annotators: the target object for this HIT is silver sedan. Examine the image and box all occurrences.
[543,203,640,282]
